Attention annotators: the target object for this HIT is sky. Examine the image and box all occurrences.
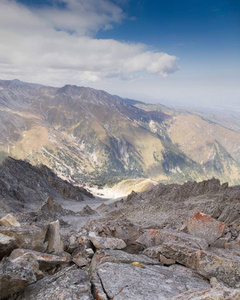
[0,0,239,110]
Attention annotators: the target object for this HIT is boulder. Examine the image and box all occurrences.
[136,229,208,250]
[45,220,64,253]
[194,248,240,288]
[72,253,89,267]
[9,249,71,272]
[144,242,240,288]
[0,253,43,299]
[78,205,97,216]
[82,248,94,259]
[188,212,226,244]
[85,218,142,246]
[0,233,16,259]
[93,262,210,300]
[89,232,126,250]
[225,239,240,251]
[0,225,47,252]
[12,265,93,300]
[160,254,175,265]
[0,213,20,227]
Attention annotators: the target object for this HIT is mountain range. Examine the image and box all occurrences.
[1,79,240,185]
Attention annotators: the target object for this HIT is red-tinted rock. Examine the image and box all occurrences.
[188,212,225,245]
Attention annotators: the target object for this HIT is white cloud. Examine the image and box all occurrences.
[36,0,125,36]
[0,0,179,85]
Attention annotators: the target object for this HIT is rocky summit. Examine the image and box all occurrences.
[0,159,240,299]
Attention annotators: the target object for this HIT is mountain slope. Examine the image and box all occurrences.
[0,157,92,215]
[1,79,240,185]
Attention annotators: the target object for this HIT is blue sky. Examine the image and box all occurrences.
[1,0,239,110]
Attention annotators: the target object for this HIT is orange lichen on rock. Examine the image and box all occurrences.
[188,212,226,245]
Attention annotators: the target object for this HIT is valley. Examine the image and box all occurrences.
[1,79,240,186]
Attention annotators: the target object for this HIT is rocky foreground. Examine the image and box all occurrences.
[0,160,240,299]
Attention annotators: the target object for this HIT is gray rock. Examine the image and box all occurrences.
[171,287,240,300]
[12,266,93,300]
[0,253,43,299]
[194,248,240,288]
[91,271,108,300]
[0,233,16,259]
[90,249,159,273]
[210,237,229,248]
[72,253,89,267]
[0,225,47,252]
[89,232,126,250]
[225,240,240,251]
[144,242,240,288]
[45,220,64,253]
[9,248,71,272]
[82,248,94,259]
[188,212,226,245]
[136,228,208,250]
[160,254,175,265]
[94,262,210,300]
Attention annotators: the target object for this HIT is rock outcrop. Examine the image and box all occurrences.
[11,266,93,300]
[0,157,93,215]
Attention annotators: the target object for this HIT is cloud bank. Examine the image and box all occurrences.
[0,0,179,85]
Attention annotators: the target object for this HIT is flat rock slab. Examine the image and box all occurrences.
[12,266,93,300]
[89,232,126,250]
[0,233,16,259]
[136,229,208,250]
[188,212,225,245]
[0,225,47,252]
[144,242,240,288]
[96,262,210,300]
[10,249,71,271]
[90,249,159,273]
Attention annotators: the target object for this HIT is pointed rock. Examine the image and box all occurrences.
[45,220,64,253]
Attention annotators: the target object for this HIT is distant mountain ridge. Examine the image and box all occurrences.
[1,79,240,185]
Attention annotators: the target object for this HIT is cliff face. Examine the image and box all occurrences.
[0,157,92,216]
